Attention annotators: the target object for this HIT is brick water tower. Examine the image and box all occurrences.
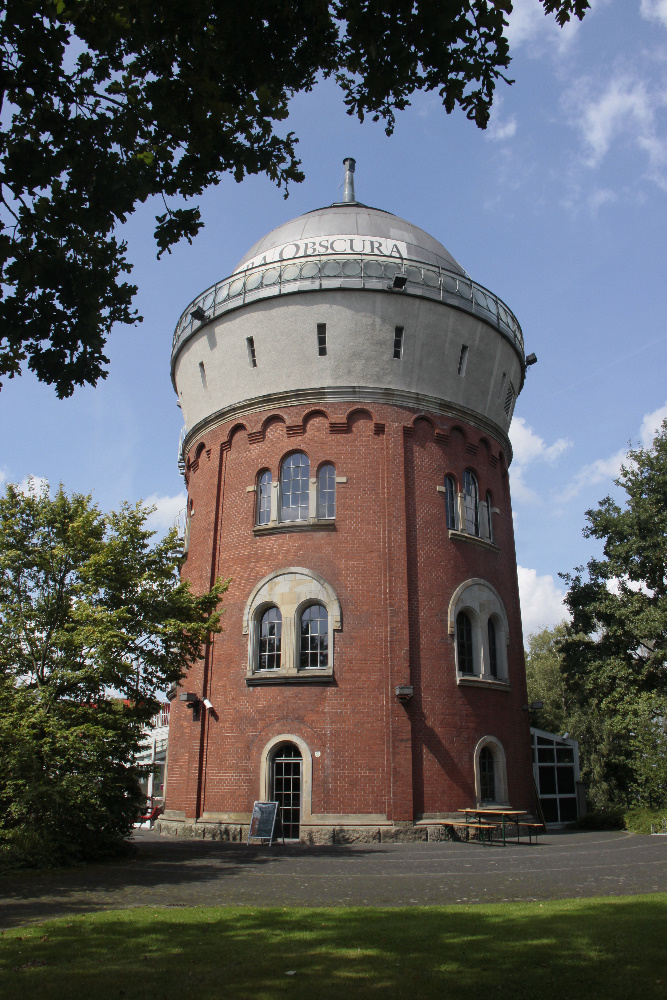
[160,160,535,842]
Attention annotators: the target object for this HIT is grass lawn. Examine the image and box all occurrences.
[1,895,666,1000]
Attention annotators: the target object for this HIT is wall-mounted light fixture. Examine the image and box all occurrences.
[190,306,207,323]
[525,353,538,366]
[395,684,413,704]
[390,274,407,291]
[203,698,214,710]
[179,691,201,720]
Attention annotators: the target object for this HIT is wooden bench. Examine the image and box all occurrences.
[514,822,543,844]
[439,819,497,845]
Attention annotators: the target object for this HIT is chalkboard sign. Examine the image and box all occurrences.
[247,801,279,845]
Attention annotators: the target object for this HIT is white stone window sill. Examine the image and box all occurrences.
[253,518,336,536]
[456,673,510,690]
[448,530,499,552]
[246,669,334,686]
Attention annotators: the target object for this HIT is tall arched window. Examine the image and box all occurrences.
[444,475,457,530]
[300,604,328,668]
[317,464,336,519]
[463,470,479,536]
[280,452,310,521]
[259,607,282,670]
[456,611,474,674]
[486,490,494,542]
[487,618,498,678]
[480,746,496,802]
[257,470,272,525]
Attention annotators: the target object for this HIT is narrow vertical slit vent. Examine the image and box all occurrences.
[198,361,207,389]
[504,382,515,417]
[246,337,257,368]
[317,324,327,356]
[499,372,507,399]
[457,344,469,376]
[393,326,404,360]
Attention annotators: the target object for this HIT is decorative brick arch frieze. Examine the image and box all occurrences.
[243,567,342,684]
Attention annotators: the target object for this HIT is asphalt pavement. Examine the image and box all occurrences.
[1,828,665,927]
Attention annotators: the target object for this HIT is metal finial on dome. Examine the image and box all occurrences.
[341,157,356,203]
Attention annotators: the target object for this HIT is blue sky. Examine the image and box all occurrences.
[1,0,666,640]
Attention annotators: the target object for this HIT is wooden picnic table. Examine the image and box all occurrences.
[460,808,531,846]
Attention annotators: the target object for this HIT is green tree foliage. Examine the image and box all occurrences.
[524,622,569,734]
[560,421,667,809]
[0,481,226,867]
[0,0,589,395]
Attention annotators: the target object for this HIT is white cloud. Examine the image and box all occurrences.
[587,187,617,212]
[640,0,667,27]
[639,400,667,446]
[511,417,571,465]
[565,72,667,187]
[518,565,568,638]
[506,0,584,53]
[144,491,187,534]
[18,475,49,497]
[486,98,518,141]
[509,418,572,503]
[557,447,626,502]
[559,400,667,501]
[0,467,7,489]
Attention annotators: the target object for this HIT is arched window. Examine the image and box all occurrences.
[280,452,310,521]
[463,470,479,535]
[300,604,328,668]
[258,607,281,670]
[487,618,498,678]
[480,746,496,802]
[486,490,494,542]
[317,464,336,519]
[257,470,272,525]
[456,611,474,674]
[444,475,457,530]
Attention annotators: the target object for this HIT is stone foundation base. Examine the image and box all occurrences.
[154,818,453,844]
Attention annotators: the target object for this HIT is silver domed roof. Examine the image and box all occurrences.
[235,202,466,276]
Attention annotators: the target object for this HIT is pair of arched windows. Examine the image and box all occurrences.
[456,610,504,679]
[257,453,335,525]
[444,471,494,541]
[258,603,329,671]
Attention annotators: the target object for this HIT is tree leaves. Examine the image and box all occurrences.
[0,480,227,865]
[1,0,589,395]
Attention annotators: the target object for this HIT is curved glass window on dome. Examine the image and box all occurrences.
[245,271,263,291]
[384,262,401,279]
[229,278,244,298]
[423,269,439,287]
[406,266,422,283]
[280,452,310,522]
[457,280,472,300]
[342,259,362,276]
[281,264,301,282]
[321,260,342,277]
[215,282,229,305]
[300,262,320,279]
[442,274,458,294]
[262,267,280,286]
[363,260,384,277]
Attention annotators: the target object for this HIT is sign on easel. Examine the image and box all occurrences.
[247,801,280,845]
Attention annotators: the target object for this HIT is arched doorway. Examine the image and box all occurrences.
[271,743,302,839]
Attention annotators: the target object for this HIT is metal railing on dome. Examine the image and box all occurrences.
[171,255,524,365]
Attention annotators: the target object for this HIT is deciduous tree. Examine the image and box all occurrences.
[0,0,589,395]
[0,481,225,867]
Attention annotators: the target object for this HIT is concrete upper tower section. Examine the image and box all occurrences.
[172,162,526,453]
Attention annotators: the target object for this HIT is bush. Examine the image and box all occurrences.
[623,806,667,835]
[577,809,625,830]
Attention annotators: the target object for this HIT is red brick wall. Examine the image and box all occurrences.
[165,402,534,822]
